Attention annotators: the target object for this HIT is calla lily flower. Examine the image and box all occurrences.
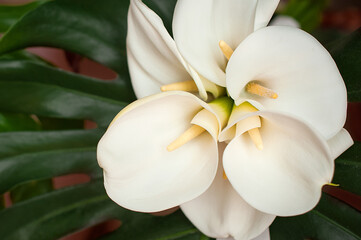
[98,91,275,239]
[98,92,225,212]
[97,0,354,239]
[98,90,352,239]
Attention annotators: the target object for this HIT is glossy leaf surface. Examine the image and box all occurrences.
[0,113,40,132]
[270,193,361,240]
[0,59,134,102]
[0,180,117,240]
[0,1,47,32]
[0,81,125,127]
[10,179,53,204]
[0,129,103,193]
[0,180,201,240]
[0,0,130,74]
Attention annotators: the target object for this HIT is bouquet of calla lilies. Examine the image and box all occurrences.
[0,0,359,239]
[97,0,354,239]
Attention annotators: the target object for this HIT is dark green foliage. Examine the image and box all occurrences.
[271,193,361,240]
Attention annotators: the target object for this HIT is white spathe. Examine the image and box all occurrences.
[127,0,221,100]
[127,0,189,98]
[173,0,279,87]
[98,91,220,212]
[218,229,270,240]
[226,26,347,140]
[223,111,336,216]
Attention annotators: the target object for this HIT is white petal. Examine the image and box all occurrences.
[254,0,280,30]
[173,0,261,86]
[252,229,270,240]
[223,111,333,216]
[186,63,215,101]
[127,0,191,98]
[269,15,300,28]
[98,92,219,212]
[217,230,270,240]
[226,26,347,139]
[191,108,219,140]
[181,143,275,240]
[327,128,353,160]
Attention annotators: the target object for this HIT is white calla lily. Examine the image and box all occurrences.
[97,0,354,239]
[127,0,190,98]
[223,111,334,216]
[127,0,223,100]
[173,0,279,86]
[98,91,222,212]
[226,26,347,139]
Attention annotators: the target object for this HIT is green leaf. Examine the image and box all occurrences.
[0,129,103,193]
[281,0,328,32]
[0,110,53,204]
[0,129,102,158]
[330,28,361,102]
[0,180,116,240]
[0,59,135,102]
[333,142,361,195]
[0,149,100,194]
[10,179,53,204]
[0,1,48,33]
[0,81,126,127]
[0,194,4,210]
[0,112,40,132]
[37,117,84,130]
[0,111,51,202]
[270,193,361,240]
[0,0,130,75]
[101,210,200,240]
[0,179,203,240]
[0,0,175,74]
[0,50,50,65]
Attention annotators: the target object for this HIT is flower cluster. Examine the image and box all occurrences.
[97,0,353,239]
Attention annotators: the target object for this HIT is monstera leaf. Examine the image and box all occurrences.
[0,0,49,33]
[0,0,359,239]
